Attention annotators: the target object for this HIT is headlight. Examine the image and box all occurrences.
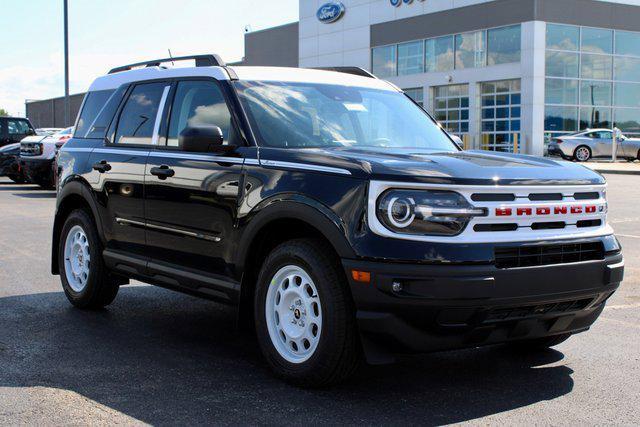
[376,189,486,236]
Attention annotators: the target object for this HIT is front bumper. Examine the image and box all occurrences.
[21,158,54,186]
[343,249,623,361]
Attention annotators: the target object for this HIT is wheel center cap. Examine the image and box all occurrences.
[294,308,301,319]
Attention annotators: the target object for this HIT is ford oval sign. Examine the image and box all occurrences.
[317,2,345,24]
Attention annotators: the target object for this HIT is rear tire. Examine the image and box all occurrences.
[58,209,120,309]
[509,333,572,350]
[254,239,360,387]
[574,145,591,162]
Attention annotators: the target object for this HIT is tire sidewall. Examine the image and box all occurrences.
[574,145,591,162]
[255,244,345,379]
[58,210,103,305]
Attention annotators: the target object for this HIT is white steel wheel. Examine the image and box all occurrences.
[575,146,591,162]
[63,225,91,292]
[265,265,323,364]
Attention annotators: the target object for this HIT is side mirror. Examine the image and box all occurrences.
[179,125,224,152]
[28,129,37,136]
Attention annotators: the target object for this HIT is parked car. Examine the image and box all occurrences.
[52,55,623,387]
[548,129,640,162]
[0,116,36,148]
[36,128,64,136]
[21,127,73,189]
[0,142,26,183]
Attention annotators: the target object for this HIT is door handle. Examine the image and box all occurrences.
[92,160,111,173]
[150,165,175,180]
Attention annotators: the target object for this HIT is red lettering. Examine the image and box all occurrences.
[571,206,583,214]
[517,207,533,216]
[585,205,596,214]
[496,207,512,216]
[536,207,551,215]
[554,206,568,215]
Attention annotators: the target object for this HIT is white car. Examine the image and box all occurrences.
[36,128,64,136]
[20,127,73,188]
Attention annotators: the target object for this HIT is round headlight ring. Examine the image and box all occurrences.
[386,197,416,229]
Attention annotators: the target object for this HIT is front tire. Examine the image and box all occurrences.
[574,145,592,162]
[254,239,360,387]
[58,209,119,309]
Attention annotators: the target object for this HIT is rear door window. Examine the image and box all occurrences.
[114,82,168,145]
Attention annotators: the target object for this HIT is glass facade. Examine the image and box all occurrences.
[403,88,424,107]
[545,23,640,138]
[481,80,522,152]
[432,85,469,137]
[372,24,521,77]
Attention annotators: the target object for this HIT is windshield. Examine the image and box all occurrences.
[234,81,457,151]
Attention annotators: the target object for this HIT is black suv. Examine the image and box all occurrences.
[0,116,36,147]
[52,55,624,387]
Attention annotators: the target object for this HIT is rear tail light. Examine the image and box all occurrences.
[553,138,563,144]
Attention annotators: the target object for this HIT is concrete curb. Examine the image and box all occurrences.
[590,169,640,176]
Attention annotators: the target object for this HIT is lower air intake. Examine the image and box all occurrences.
[495,242,604,269]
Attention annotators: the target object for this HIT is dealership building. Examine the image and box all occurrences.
[27,0,640,155]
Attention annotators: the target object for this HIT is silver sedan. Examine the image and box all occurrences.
[547,129,640,162]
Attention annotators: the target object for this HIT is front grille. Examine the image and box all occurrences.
[484,298,594,322]
[494,241,604,269]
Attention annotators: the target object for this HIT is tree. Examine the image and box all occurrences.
[0,108,9,117]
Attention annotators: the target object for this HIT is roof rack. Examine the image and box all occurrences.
[108,54,226,74]
[312,67,377,79]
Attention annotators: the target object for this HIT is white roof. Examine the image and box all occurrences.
[230,66,397,91]
[87,65,396,92]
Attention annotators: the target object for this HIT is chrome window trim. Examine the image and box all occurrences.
[151,85,171,146]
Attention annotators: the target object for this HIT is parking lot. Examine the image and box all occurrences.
[0,174,638,425]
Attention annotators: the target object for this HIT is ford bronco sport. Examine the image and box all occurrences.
[52,55,624,387]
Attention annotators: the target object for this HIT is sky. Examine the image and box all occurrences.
[0,0,299,117]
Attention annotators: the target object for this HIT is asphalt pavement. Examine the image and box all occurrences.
[0,175,638,426]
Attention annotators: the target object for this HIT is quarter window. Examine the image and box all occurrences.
[115,82,168,145]
[75,89,115,138]
[166,80,234,147]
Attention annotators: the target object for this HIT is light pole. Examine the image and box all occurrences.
[63,0,70,127]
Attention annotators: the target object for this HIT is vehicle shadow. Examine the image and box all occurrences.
[0,287,573,425]
[0,184,41,191]
[11,192,56,198]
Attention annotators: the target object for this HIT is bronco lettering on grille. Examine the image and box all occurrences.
[495,205,599,216]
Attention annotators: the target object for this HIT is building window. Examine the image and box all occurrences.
[581,27,613,54]
[372,45,396,78]
[545,78,578,105]
[433,84,469,137]
[545,23,640,139]
[425,36,454,72]
[547,24,580,51]
[480,79,521,153]
[403,88,424,107]
[455,31,486,69]
[546,51,579,78]
[398,40,424,76]
[614,57,640,82]
[370,24,521,77]
[487,25,521,65]
[615,30,640,57]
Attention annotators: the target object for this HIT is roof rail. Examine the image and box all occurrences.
[108,54,225,74]
[311,67,377,79]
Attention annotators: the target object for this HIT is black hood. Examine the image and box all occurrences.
[264,147,605,185]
